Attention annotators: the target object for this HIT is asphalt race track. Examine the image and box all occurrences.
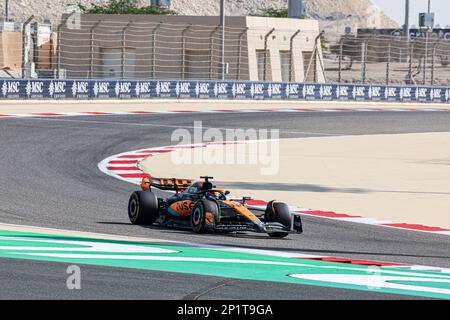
[1,110,450,299]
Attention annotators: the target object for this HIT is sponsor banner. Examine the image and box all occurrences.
[368,85,385,101]
[1,80,24,99]
[134,81,154,99]
[352,84,370,101]
[155,80,176,98]
[250,82,266,100]
[397,86,417,102]
[93,81,114,99]
[70,80,91,99]
[267,83,286,99]
[318,84,337,101]
[213,81,232,99]
[335,84,354,101]
[285,83,302,99]
[175,81,195,99]
[231,82,250,99]
[428,87,447,103]
[385,86,401,102]
[302,83,318,100]
[195,81,214,99]
[1,79,450,104]
[415,86,429,103]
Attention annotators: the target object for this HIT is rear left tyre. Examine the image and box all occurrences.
[128,191,159,225]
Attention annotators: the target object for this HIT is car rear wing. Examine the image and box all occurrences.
[141,177,193,192]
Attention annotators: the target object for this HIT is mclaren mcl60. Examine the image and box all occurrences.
[128,176,303,238]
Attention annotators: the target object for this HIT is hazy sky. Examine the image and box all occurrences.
[371,0,450,27]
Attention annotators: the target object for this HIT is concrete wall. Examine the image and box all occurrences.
[0,32,22,70]
[245,16,323,82]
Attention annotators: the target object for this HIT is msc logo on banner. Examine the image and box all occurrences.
[319,85,333,100]
[135,81,152,98]
[399,87,413,101]
[336,85,350,100]
[196,82,211,98]
[1,81,21,98]
[115,81,132,98]
[352,86,366,100]
[430,88,443,102]
[416,87,428,101]
[49,81,67,98]
[176,82,191,98]
[285,83,300,99]
[93,82,110,98]
[156,81,172,97]
[232,83,246,98]
[385,87,398,100]
[303,84,316,99]
[26,81,45,98]
[369,86,382,100]
[214,82,228,98]
[251,83,265,98]
[71,81,89,98]
[268,83,282,98]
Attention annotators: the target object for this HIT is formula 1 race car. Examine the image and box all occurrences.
[127,176,303,238]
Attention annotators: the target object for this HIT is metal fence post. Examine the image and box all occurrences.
[89,21,101,79]
[431,42,437,86]
[408,41,414,84]
[181,24,192,80]
[263,28,275,81]
[289,29,301,82]
[121,21,132,80]
[151,22,162,79]
[236,28,248,80]
[360,41,367,83]
[338,38,344,83]
[386,41,391,85]
[21,16,35,78]
[209,26,220,80]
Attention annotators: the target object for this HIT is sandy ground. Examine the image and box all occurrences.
[140,133,450,228]
[1,99,450,114]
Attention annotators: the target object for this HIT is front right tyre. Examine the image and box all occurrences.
[265,201,292,238]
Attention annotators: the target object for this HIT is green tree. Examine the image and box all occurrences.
[257,8,289,18]
[255,7,328,51]
[77,0,177,15]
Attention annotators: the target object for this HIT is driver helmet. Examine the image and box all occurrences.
[207,191,222,200]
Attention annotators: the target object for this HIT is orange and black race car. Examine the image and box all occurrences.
[128,176,303,238]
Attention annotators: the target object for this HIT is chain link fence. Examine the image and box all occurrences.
[322,32,450,86]
[2,15,450,86]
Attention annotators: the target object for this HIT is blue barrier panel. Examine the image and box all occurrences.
[285,83,302,99]
[1,78,450,104]
[335,84,354,101]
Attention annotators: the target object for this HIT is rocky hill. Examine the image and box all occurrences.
[1,0,399,33]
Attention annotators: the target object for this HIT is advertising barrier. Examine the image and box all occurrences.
[1,79,450,103]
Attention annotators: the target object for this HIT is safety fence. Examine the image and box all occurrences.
[1,79,450,103]
[322,33,450,86]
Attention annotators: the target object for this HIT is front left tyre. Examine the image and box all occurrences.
[128,191,159,225]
